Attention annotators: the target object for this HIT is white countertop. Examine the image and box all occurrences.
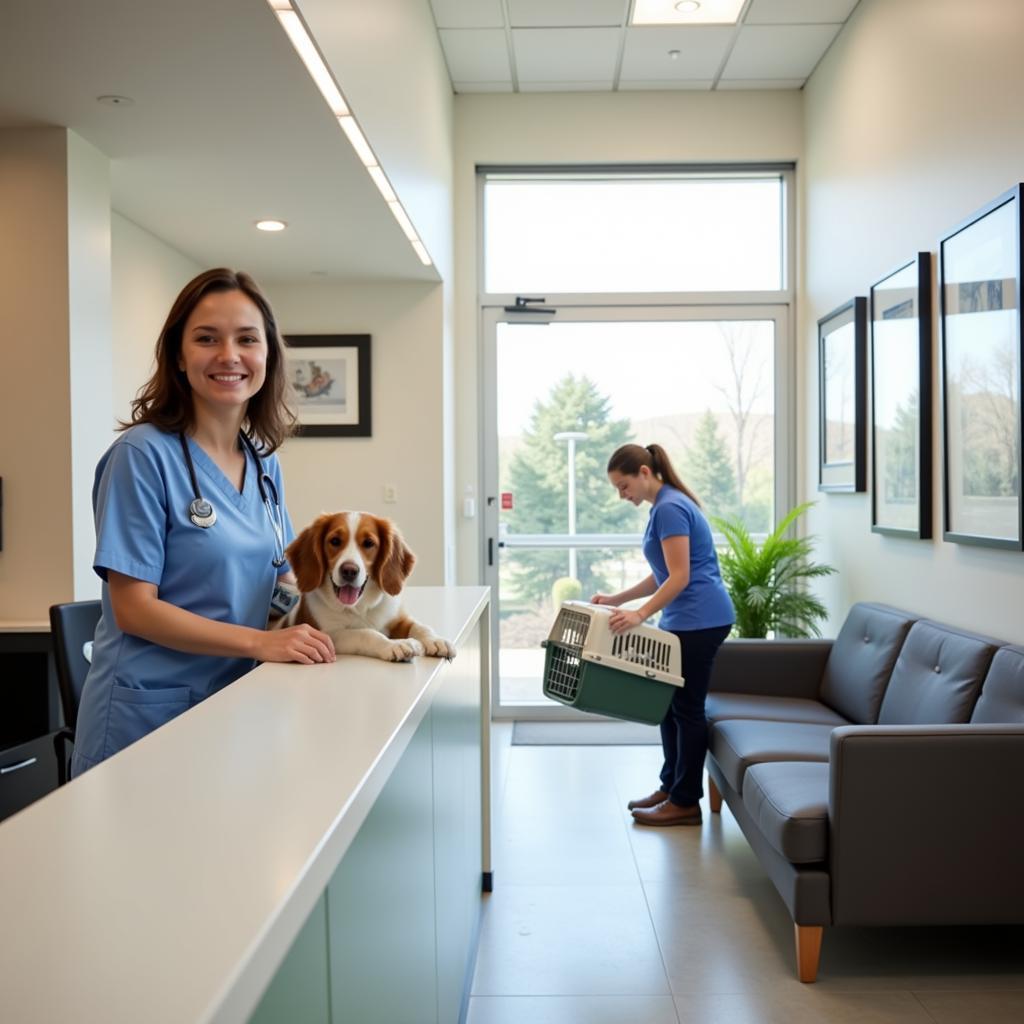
[0,586,489,1024]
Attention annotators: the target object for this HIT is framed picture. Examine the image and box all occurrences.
[818,298,867,492]
[939,185,1023,548]
[284,334,371,437]
[870,253,933,537]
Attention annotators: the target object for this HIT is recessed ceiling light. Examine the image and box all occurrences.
[255,220,287,232]
[631,0,744,25]
[97,95,134,108]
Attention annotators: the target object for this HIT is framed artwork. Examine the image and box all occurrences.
[939,185,1023,548]
[818,298,867,492]
[870,253,933,537]
[284,334,371,437]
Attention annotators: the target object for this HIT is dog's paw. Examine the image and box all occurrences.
[382,638,425,662]
[421,636,456,659]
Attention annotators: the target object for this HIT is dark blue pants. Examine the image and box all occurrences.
[659,624,732,807]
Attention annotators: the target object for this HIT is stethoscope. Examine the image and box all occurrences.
[178,432,286,567]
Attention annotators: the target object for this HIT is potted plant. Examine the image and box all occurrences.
[711,502,836,638]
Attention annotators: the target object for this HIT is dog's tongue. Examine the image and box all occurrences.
[337,585,361,606]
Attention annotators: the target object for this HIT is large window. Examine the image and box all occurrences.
[484,172,786,294]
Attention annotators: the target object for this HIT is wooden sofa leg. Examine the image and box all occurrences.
[794,924,823,983]
[708,776,723,813]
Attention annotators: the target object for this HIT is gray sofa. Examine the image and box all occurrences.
[704,602,1024,983]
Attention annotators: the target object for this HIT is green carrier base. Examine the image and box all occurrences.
[541,643,675,726]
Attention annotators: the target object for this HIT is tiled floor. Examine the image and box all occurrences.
[468,728,1024,1023]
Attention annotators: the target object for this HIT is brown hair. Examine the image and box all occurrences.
[120,267,296,452]
[607,443,702,507]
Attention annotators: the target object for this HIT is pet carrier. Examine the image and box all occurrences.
[541,601,684,725]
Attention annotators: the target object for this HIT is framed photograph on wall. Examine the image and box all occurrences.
[284,334,371,437]
[939,185,1023,548]
[818,298,867,492]
[870,253,933,537]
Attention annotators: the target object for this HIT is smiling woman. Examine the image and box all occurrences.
[69,268,337,778]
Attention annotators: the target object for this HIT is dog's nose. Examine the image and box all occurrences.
[340,561,360,584]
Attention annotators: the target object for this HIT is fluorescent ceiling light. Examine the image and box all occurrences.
[367,165,397,203]
[271,7,349,116]
[410,240,432,266]
[338,116,377,167]
[631,0,745,25]
[387,201,419,243]
[256,219,287,231]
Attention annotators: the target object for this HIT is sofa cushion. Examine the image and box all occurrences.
[742,762,829,864]
[706,692,848,727]
[972,645,1024,723]
[819,603,916,724]
[877,620,997,725]
[709,719,834,794]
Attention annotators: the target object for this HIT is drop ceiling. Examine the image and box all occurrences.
[432,0,860,92]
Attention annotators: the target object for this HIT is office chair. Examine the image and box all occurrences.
[48,600,101,783]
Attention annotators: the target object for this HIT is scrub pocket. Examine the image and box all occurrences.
[103,683,191,760]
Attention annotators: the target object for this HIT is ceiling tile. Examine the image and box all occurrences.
[620,26,733,80]
[430,0,505,29]
[512,27,621,82]
[716,78,806,89]
[438,28,511,82]
[618,79,713,90]
[453,81,515,93]
[508,0,627,28]
[723,23,840,78]
[519,81,614,91]
[745,0,859,24]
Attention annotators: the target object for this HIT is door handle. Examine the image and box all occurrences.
[1,757,38,775]
[488,538,494,566]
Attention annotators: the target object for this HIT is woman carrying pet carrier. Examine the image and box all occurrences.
[71,269,334,777]
[593,443,734,826]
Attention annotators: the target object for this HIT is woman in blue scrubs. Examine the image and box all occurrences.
[71,268,335,777]
[593,443,734,827]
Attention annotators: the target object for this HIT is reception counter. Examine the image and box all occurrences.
[0,586,491,1024]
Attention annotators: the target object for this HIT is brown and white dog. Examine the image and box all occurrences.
[276,511,455,662]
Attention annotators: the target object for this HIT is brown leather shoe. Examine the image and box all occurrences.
[627,789,669,811]
[631,800,702,827]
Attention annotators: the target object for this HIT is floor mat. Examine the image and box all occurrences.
[511,720,661,745]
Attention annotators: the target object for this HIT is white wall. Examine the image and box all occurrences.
[802,0,1024,642]
[111,213,201,426]
[453,90,804,583]
[266,281,447,585]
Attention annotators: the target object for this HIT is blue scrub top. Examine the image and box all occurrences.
[71,423,295,776]
[642,485,735,632]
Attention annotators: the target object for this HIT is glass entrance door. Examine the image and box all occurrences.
[482,306,790,716]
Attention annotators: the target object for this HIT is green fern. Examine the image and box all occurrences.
[711,503,836,638]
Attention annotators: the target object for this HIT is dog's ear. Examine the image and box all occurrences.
[285,514,331,593]
[375,518,416,596]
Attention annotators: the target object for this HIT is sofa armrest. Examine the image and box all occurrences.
[708,638,833,699]
[828,724,1024,926]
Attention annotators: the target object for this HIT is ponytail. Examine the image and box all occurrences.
[607,443,702,507]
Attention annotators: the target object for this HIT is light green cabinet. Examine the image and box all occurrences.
[249,620,484,1024]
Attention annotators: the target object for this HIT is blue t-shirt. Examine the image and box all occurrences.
[642,486,735,632]
[71,424,295,775]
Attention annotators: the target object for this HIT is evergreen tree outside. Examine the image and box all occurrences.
[682,410,739,522]
[504,375,639,605]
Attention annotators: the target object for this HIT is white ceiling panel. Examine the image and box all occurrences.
[513,27,622,82]
[430,0,505,28]
[618,79,713,90]
[745,0,860,24]
[508,0,627,28]
[723,23,841,78]
[620,27,733,80]
[716,78,806,89]
[438,28,512,82]
[453,81,515,93]
[519,81,613,92]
